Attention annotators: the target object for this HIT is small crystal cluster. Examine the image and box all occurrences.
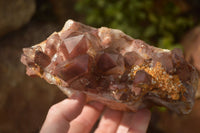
[21,20,199,114]
[130,62,184,100]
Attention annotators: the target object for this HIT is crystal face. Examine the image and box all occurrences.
[21,19,199,114]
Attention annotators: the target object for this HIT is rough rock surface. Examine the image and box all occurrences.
[0,0,35,37]
[21,20,199,114]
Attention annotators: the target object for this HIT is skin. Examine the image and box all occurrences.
[40,92,151,133]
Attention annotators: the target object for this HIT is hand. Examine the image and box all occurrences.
[40,93,151,133]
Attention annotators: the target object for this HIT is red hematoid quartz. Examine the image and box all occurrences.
[21,20,199,114]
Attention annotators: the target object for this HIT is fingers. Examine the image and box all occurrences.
[95,108,151,133]
[40,92,86,133]
[116,109,151,133]
[116,112,134,133]
[68,101,104,133]
[128,109,151,133]
[95,108,123,133]
[40,91,151,133]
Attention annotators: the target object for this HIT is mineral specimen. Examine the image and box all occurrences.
[21,20,199,114]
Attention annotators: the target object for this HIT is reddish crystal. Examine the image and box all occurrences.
[21,20,199,114]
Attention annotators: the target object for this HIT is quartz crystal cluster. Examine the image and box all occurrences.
[21,20,199,114]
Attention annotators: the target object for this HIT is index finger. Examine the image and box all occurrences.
[40,92,86,133]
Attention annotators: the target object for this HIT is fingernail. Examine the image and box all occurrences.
[88,101,105,111]
[132,109,151,132]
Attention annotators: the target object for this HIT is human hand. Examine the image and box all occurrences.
[40,93,151,133]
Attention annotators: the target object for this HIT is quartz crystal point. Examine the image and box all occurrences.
[21,20,199,114]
